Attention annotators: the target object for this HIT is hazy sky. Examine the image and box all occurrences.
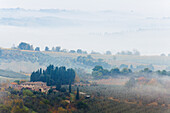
[0,0,170,55]
[0,0,170,15]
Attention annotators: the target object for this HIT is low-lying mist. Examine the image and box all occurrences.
[78,74,170,111]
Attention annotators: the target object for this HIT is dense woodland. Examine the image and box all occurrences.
[30,65,76,86]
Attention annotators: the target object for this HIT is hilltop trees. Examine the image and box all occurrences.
[51,46,61,52]
[77,49,87,54]
[117,50,140,56]
[30,65,76,86]
[18,42,34,50]
[69,50,76,53]
[55,46,61,52]
[106,51,112,55]
[77,49,83,54]
[35,47,40,51]
[45,46,49,51]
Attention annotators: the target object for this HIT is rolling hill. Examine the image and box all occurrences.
[0,47,170,74]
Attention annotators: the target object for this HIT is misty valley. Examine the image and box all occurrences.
[1,1,170,112]
[0,42,169,113]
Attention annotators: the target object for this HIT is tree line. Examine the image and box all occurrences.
[92,65,132,78]
[30,65,76,86]
[92,65,170,79]
[12,42,143,56]
[14,42,88,54]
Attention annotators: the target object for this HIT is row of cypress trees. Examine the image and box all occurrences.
[30,65,76,86]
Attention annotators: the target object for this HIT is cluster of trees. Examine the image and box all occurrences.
[30,65,76,86]
[46,47,88,54]
[12,42,40,51]
[92,65,132,78]
[15,42,89,54]
[156,70,170,76]
[117,50,140,56]
[92,65,170,79]
[17,42,34,51]
[15,42,142,56]
[75,49,87,54]
[75,55,111,68]
[13,42,143,57]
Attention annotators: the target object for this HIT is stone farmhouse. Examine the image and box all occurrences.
[10,82,50,93]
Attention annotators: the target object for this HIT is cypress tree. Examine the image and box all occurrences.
[76,87,80,100]
[69,82,72,93]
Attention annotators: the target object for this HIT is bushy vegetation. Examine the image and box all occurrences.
[0,86,89,113]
